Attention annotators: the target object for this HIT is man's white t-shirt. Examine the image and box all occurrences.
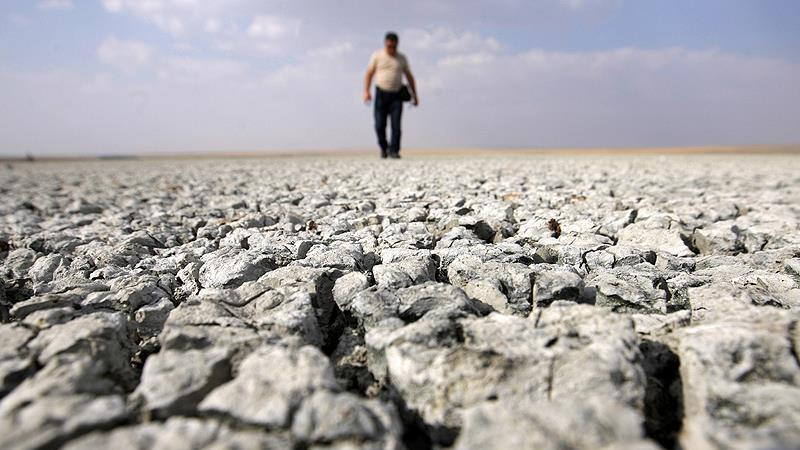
[368,49,409,93]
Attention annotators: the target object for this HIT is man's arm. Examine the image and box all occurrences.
[404,69,418,106]
[364,66,376,103]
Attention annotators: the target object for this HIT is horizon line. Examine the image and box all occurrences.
[2,144,799,162]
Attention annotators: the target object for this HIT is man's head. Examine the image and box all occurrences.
[384,32,398,55]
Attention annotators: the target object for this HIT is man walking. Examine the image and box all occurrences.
[364,32,418,159]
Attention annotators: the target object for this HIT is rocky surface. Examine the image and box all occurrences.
[0,154,799,449]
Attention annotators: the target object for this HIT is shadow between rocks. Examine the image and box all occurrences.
[640,339,684,449]
[380,384,442,450]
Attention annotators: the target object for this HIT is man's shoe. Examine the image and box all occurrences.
[389,153,401,159]
[380,150,388,159]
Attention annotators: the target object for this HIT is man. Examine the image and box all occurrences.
[364,32,418,159]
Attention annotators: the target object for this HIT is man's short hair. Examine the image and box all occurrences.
[384,32,399,42]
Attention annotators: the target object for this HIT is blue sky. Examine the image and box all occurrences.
[1,0,799,156]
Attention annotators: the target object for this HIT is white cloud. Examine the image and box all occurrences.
[96,35,248,83]
[403,27,502,54]
[559,0,609,9]
[247,15,301,40]
[437,51,497,68]
[204,18,221,34]
[101,2,601,59]
[101,0,204,36]
[307,41,353,59]
[97,37,154,74]
[38,0,73,10]
[8,14,31,26]
[205,15,303,55]
[172,41,196,51]
[157,57,249,82]
[101,0,124,12]
[99,1,303,55]
[101,0,200,14]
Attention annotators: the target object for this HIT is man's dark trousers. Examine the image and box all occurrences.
[374,86,403,157]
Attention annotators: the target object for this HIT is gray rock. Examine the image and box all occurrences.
[589,266,670,314]
[0,323,35,395]
[692,220,742,254]
[618,221,693,257]
[3,248,38,278]
[175,261,202,300]
[158,288,320,355]
[338,282,490,331]
[9,290,80,320]
[0,357,33,397]
[28,254,69,285]
[0,394,128,450]
[0,323,34,360]
[199,344,337,428]
[21,307,78,330]
[199,247,277,289]
[455,397,655,450]
[329,328,373,394]
[63,417,293,450]
[605,245,657,267]
[632,309,691,338]
[379,221,436,249]
[435,225,483,249]
[246,291,325,347]
[122,230,164,248]
[199,283,325,347]
[372,254,436,289]
[80,275,170,312]
[785,258,800,278]
[66,200,103,214]
[597,209,638,237]
[133,297,175,339]
[254,266,343,349]
[655,253,696,272]
[687,282,791,324]
[0,349,138,449]
[676,317,800,449]
[405,206,428,222]
[532,270,585,307]
[332,272,370,307]
[662,272,706,312]
[27,311,136,388]
[584,248,616,271]
[291,390,403,446]
[132,347,231,417]
[365,304,646,438]
[447,254,534,315]
[219,227,253,248]
[516,217,557,241]
[294,242,364,271]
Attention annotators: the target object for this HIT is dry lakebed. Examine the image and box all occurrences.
[1,153,799,449]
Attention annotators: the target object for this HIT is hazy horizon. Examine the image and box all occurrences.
[2,0,799,157]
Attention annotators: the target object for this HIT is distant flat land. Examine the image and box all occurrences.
[2,144,798,161]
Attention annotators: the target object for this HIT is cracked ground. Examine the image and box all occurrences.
[1,154,799,449]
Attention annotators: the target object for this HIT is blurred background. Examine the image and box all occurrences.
[0,0,798,157]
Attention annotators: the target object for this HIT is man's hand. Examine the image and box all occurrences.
[404,69,418,107]
[364,66,376,104]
